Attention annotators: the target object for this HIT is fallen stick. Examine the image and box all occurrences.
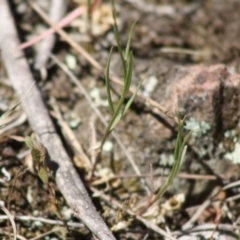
[0,1,115,239]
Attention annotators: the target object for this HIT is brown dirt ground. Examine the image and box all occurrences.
[1,0,240,239]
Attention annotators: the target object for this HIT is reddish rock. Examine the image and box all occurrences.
[162,64,240,139]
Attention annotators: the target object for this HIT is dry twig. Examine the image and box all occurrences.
[0,1,115,239]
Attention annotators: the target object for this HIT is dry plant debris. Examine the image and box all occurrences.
[0,0,240,239]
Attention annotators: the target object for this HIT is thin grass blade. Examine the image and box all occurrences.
[123,52,134,96]
[110,112,122,131]
[173,117,185,160]
[153,117,191,203]
[122,78,143,116]
[171,119,189,180]
[0,104,19,126]
[125,21,137,60]
[105,46,115,115]
[0,82,35,129]
[180,145,188,167]
[111,0,126,76]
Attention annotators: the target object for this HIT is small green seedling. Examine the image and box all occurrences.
[101,0,142,149]
[138,116,192,215]
[25,133,49,185]
[153,116,192,205]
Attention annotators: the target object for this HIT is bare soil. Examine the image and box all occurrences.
[1,0,240,239]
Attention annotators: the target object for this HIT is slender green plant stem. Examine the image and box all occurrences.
[138,116,192,214]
